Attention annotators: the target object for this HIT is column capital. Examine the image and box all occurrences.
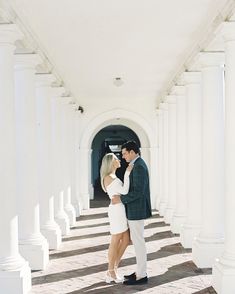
[14,53,42,71]
[51,87,66,97]
[69,101,79,112]
[159,101,168,111]
[197,52,224,68]
[35,73,57,88]
[60,96,73,105]
[221,21,235,42]
[156,108,163,116]
[166,95,176,104]
[0,24,23,45]
[181,71,201,85]
[176,74,186,86]
[171,85,185,96]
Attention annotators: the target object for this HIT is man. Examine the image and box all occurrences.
[112,140,152,285]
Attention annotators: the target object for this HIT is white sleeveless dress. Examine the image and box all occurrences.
[106,171,130,235]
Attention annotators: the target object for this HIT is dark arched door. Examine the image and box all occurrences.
[91,125,141,201]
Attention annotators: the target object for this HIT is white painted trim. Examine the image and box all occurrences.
[80,108,155,149]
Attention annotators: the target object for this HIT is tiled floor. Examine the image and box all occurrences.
[30,198,217,294]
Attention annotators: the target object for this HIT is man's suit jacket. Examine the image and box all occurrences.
[120,157,152,220]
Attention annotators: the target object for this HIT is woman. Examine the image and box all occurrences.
[100,153,133,283]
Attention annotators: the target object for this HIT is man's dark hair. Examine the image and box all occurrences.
[121,140,140,154]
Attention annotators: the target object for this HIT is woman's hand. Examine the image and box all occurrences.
[126,163,133,172]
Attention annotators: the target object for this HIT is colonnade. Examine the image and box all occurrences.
[157,21,235,294]
[1,8,235,294]
[0,24,79,293]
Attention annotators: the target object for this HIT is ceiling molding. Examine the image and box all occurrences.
[0,0,65,89]
[158,0,235,104]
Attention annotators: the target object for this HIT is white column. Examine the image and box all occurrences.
[140,146,150,166]
[164,95,177,224]
[79,148,91,210]
[138,146,151,203]
[88,149,93,200]
[36,74,61,249]
[15,54,49,270]
[149,146,158,210]
[70,106,80,217]
[181,72,202,248]
[193,52,225,268]
[156,108,163,211]
[171,85,187,234]
[75,113,82,216]
[159,102,168,216]
[64,101,76,226]
[0,24,31,294]
[51,88,70,236]
[88,148,94,200]
[213,22,235,294]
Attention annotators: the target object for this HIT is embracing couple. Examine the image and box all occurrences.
[100,140,152,285]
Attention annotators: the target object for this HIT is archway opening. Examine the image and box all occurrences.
[91,125,141,201]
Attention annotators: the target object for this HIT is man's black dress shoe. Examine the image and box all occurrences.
[123,276,148,285]
[123,272,136,280]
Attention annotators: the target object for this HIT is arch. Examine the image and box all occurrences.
[78,108,157,210]
[80,108,155,149]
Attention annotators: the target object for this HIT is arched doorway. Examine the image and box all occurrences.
[91,125,141,201]
[78,108,157,210]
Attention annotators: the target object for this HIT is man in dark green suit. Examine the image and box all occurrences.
[113,141,152,285]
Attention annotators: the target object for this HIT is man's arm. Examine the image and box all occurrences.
[120,165,146,204]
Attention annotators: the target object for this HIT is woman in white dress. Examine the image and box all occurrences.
[100,153,133,283]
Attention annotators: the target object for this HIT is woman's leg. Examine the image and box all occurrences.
[108,233,122,278]
[115,229,130,268]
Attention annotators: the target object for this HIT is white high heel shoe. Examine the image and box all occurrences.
[114,265,122,280]
[105,270,123,284]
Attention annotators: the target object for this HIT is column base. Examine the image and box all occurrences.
[19,237,49,270]
[0,261,31,294]
[159,201,167,216]
[41,224,61,250]
[164,207,174,224]
[213,258,235,294]
[77,200,83,211]
[81,193,90,210]
[180,223,201,249]
[89,184,94,200]
[192,237,224,268]
[155,197,160,210]
[171,214,186,234]
[64,205,76,227]
[72,203,80,218]
[150,193,157,210]
[55,213,70,236]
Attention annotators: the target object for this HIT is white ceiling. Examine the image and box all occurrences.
[9,0,229,108]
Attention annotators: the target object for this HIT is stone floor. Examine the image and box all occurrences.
[30,197,217,294]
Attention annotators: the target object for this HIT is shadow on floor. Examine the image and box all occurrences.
[49,230,177,261]
[193,286,217,294]
[66,261,213,294]
[34,240,194,286]
[33,196,216,294]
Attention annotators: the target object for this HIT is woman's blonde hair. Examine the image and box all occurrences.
[100,153,116,192]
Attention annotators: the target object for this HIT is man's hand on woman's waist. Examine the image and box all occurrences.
[111,195,121,204]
